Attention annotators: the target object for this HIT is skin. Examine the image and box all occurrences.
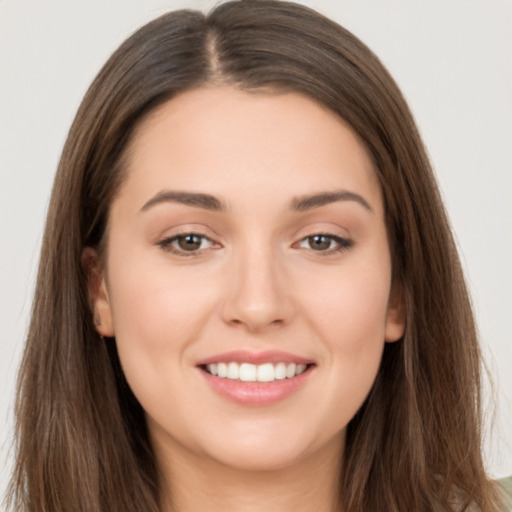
[88,86,405,512]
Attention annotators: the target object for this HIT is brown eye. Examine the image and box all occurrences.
[296,233,353,254]
[158,233,216,255]
[307,235,334,251]
[176,234,203,251]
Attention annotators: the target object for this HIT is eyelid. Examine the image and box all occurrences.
[157,229,221,256]
[291,229,354,255]
[154,224,353,257]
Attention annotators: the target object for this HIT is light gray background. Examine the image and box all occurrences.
[1,0,511,500]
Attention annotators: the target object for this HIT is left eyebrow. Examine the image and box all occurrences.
[291,190,373,213]
[139,190,226,213]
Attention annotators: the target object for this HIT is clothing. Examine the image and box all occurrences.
[499,476,512,511]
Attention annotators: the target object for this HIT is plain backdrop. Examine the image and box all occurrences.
[1,0,511,500]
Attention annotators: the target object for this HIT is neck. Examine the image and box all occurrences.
[155,435,344,512]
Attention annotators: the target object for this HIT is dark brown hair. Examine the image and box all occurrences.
[9,1,501,511]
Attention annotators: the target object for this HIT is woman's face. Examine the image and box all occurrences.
[91,87,404,472]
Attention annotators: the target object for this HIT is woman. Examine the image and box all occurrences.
[8,1,510,511]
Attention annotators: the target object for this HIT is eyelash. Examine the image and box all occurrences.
[158,232,218,257]
[157,232,353,257]
[294,233,353,255]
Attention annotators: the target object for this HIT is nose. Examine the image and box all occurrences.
[221,244,294,333]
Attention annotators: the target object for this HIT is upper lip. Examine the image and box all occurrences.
[196,350,314,366]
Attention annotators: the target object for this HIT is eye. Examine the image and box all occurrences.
[296,234,352,253]
[158,233,218,255]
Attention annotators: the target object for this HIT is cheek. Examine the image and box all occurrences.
[297,257,392,413]
[303,258,392,346]
[104,251,220,397]
[104,254,223,444]
[108,253,215,344]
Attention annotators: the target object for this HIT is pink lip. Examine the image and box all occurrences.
[196,350,315,406]
[199,368,313,406]
[196,350,314,366]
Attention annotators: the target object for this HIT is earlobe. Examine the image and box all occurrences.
[384,280,406,343]
[82,247,115,337]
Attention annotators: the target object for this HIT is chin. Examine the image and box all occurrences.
[204,440,313,473]
[193,421,345,474]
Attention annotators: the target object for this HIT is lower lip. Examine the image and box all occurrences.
[199,366,314,406]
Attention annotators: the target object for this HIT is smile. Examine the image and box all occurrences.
[197,351,315,406]
[204,362,308,382]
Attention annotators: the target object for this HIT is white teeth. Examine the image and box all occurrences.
[205,361,309,382]
[257,363,275,382]
[239,363,257,382]
[286,363,296,378]
[275,362,287,380]
[217,362,227,378]
[296,364,307,375]
[227,362,239,379]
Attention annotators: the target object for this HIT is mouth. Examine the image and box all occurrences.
[200,361,311,382]
[196,350,315,406]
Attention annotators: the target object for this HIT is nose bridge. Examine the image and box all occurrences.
[222,235,292,331]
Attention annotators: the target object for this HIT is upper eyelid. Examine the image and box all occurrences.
[159,232,217,246]
[159,231,348,243]
[155,225,352,249]
[301,233,346,241]
[291,221,350,236]
[293,228,351,243]
[157,233,220,257]
[295,233,352,246]
[156,224,220,242]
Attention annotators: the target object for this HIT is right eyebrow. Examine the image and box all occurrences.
[139,190,226,213]
[291,190,373,213]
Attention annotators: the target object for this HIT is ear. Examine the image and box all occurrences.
[82,247,115,337]
[384,278,406,343]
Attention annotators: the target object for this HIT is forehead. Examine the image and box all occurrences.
[118,86,382,213]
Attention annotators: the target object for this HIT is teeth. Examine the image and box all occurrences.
[227,362,239,379]
[217,362,227,378]
[257,363,274,382]
[239,363,257,382]
[286,363,296,378]
[275,362,287,380]
[205,362,309,382]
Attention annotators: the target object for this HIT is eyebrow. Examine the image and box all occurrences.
[139,189,373,214]
[291,190,373,213]
[140,190,226,213]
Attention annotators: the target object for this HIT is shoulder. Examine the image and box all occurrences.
[498,476,512,511]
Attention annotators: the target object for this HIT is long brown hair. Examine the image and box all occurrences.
[9,1,501,510]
